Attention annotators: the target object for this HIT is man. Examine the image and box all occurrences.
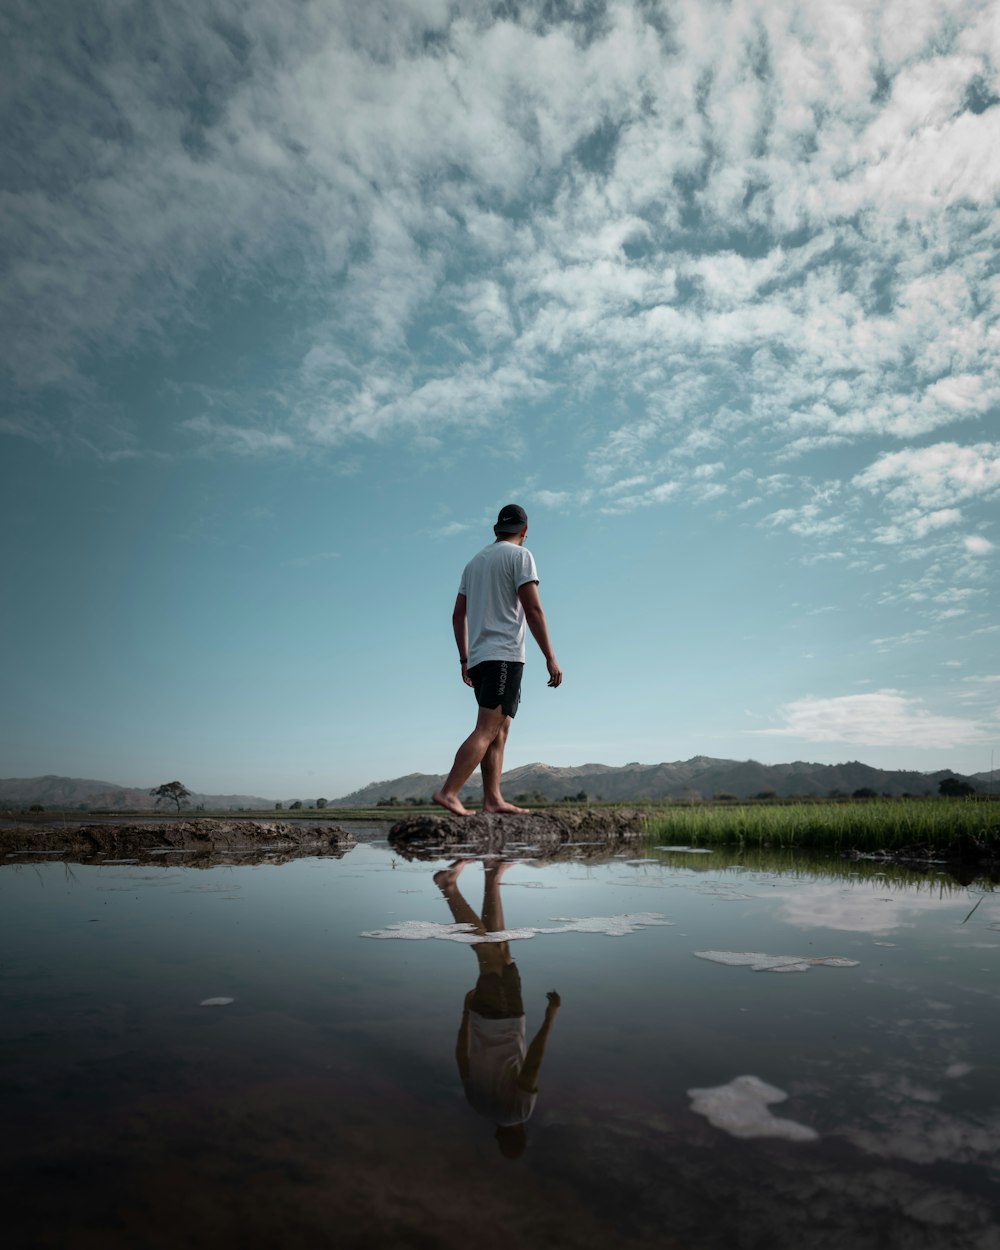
[432,504,562,817]
[435,857,561,1158]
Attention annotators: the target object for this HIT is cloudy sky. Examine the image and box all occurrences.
[2,0,998,799]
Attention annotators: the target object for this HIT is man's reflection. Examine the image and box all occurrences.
[434,858,561,1159]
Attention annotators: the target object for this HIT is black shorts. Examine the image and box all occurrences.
[469,962,524,1019]
[468,660,523,719]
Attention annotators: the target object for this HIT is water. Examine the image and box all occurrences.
[2,835,997,1249]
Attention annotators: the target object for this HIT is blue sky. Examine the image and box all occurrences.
[2,0,998,799]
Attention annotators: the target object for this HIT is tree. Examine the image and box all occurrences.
[289,800,303,810]
[151,781,191,812]
[939,777,975,797]
[852,787,878,799]
[275,802,283,810]
[316,798,328,809]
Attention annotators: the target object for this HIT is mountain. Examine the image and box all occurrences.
[331,756,980,805]
[0,775,274,811]
[2,757,986,813]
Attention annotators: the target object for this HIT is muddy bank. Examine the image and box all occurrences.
[388,807,646,861]
[0,820,357,867]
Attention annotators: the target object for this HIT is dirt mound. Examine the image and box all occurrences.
[388,807,646,860]
[0,820,356,866]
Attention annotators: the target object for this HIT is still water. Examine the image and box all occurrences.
[2,831,997,1250]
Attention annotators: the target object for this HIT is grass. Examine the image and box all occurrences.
[643,797,999,852]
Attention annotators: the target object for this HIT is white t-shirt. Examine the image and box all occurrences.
[459,542,539,669]
[463,1011,538,1127]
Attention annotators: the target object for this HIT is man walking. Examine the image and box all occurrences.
[433,504,562,817]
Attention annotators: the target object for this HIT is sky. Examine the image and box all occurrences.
[2,0,999,800]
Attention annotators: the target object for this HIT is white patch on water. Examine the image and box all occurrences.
[945,1063,974,1079]
[688,1075,819,1141]
[655,846,713,853]
[199,997,235,1006]
[361,912,673,942]
[694,950,860,973]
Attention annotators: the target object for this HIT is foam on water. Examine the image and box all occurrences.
[688,1075,819,1141]
[655,846,713,853]
[361,912,673,942]
[694,950,860,973]
[199,997,236,1007]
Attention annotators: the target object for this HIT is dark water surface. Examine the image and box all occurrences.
[2,835,997,1250]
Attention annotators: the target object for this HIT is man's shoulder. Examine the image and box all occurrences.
[464,543,497,568]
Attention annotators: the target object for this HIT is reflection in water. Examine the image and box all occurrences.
[3,844,998,1249]
[435,859,560,1158]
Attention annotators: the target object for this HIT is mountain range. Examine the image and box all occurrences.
[331,756,994,805]
[0,758,993,812]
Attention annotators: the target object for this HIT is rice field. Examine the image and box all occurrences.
[643,797,999,852]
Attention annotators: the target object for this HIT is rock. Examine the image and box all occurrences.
[388,808,646,860]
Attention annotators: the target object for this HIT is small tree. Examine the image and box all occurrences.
[289,800,303,810]
[316,798,328,809]
[151,781,191,812]
[275,802,283,810]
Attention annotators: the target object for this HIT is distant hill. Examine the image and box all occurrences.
[0,775,274,811]
[331,756,982,805]
[1,757,987,813]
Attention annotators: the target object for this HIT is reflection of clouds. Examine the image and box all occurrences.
[839,1073,1000,1170]
[548,1094,998,1250]
[769,882,964,935]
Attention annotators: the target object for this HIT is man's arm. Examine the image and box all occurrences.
[452,593,473,686]
[517,581,562,687]
[516,991,560,1092]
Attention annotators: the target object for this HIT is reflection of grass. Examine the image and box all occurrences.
[643,798,999,852]
[648,845,985,891]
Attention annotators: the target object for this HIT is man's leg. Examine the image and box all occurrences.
[481,717,528,814]
[433,704,508,817]
[434,860,507,977]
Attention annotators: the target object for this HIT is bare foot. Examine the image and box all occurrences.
[433,859,473,891]
[432,790,474,817]
[482,800,530,814]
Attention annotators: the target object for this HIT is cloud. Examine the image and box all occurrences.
[3,0,999,505]
[854,443,1000,510]
[963,535,995,554]
[754,690,989,748]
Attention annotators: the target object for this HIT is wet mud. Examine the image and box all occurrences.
[0,819,357,867]
[388,807,646,861]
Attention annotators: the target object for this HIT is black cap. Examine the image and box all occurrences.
[494,503,528,534]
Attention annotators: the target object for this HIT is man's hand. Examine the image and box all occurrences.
[546,658,562,688]
[461,661,473,687]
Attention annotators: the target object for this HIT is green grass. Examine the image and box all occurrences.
[643,797,999,852]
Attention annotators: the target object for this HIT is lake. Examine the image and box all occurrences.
[2,829,997,1249]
